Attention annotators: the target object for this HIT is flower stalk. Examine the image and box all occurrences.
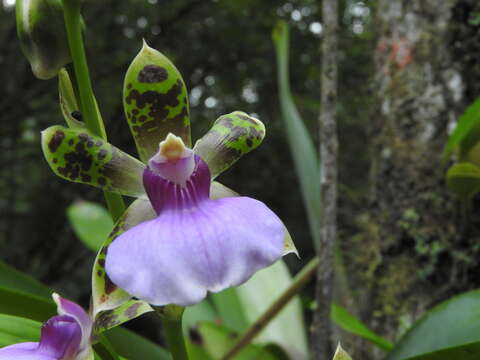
[61,0,125,220]
[155,306,189,360]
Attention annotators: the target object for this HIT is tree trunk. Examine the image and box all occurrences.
[346,0,478,357]
[311,0,338,358]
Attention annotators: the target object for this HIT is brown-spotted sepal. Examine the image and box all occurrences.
[16,0,70,79]
[91,198,155,329]
[123,41,191,163]
[193,111,265,179]
[41,125,145,197]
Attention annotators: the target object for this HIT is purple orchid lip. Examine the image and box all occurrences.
[143,154,210,214]
[0,315,80,360]
[0,294,93,360]
[105,138,285,306]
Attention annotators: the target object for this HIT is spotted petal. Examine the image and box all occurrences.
[41,125,145,197]
[124,41,191,162]
[91,198,154,331]
[193,111,265,178]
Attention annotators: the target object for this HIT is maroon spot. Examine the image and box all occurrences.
[97,270,102,276]
[98,259,105,267]
[132,109,139,115]
[53,158,58,163]
[139,115,147,123]
[57,141,93,180]
[127,83,132,90]
[246,138,253,147]
[48,130,65,153]
[68,139,74,146]
[125,303,141,318]
[249,126,263,140]
[87,140,94,148]
[78,133,89,142]
[81,174,92,182]
[219,117,235,129]
[104,274,117,295]
[98,177,107,186]
[98,149,107,160]
[237,114,257,125]
[138,65,168,83]
[125,79,183,124]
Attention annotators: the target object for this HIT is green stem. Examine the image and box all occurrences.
[155,306,189,360]
[222,257,320,360]
[62,0,125,221]
[62,0,103,137]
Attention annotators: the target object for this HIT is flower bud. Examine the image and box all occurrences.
[16,0,71,79]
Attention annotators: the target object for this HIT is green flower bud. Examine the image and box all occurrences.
[16,0,71,80]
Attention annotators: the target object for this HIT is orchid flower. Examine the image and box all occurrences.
[0,294,93,360]
[42,42,297,314]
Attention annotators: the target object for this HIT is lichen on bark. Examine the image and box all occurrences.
[343,0,480,357]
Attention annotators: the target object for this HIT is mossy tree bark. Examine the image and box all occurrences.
[345,0,480,357]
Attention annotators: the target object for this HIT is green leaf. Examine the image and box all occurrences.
[210,287,248,333]
[92,198,154,330]
[187,322,276,360]
[0,287,55,322]
[58,68,84,128]
[211,260,308,359]
[272,20,321,248]
[0,260,51,299]
[387,290,480,360]
[105,327,172,360]
[124,40,191,162]
[193,111,265,179]
[331,303,393,351]
[403,342,480,360]
[0,314,41,346]
[446,162,480,200]
[67,200,114,251]
[41,125,145,197]
[182,299,218,335]
[444,97,480,159]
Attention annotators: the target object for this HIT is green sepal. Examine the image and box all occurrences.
[446,162,480,200]
[123,40,191,163]
[16,0,70,79]
[333,344,353,360]
[93,300,152,337]
[211,181,298,256]
[193,111,265,179]
[58,68,84,128]
[41,125,145,197]
[91,198,155,323]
